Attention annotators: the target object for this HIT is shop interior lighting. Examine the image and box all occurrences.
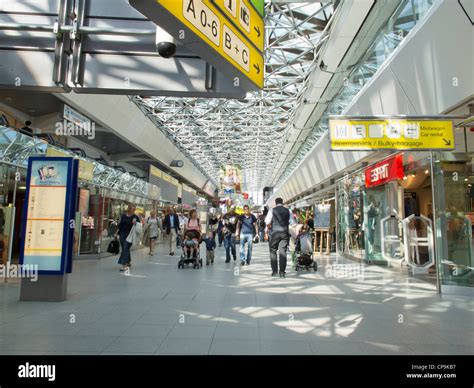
[424,169,429,174]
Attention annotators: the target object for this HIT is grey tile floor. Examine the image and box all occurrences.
[0,242,473,355]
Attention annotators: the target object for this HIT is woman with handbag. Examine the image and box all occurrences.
[146,211,159,255]
[116,204,139,271]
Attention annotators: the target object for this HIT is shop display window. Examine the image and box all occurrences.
[433,146,474,288]
[337,173,365,258]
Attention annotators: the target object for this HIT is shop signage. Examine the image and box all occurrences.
[19,157,78,274]
[149,166,178,203]
[210,0,264,52]
[329,118,455,151]
[249,0,264,17]
[149,165,163,179]
[129,0,264,90]
[365,155,404,188]
[63,105,92,130]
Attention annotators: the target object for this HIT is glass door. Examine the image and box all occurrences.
[433,152,474,288]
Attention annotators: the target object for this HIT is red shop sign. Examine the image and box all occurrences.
[365,155,404,188]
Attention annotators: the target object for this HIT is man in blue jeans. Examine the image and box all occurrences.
[223,208,239,262]
[237,205,258,266]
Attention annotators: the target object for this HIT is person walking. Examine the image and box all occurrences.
[163,208,180,256]
[156,211,163,244]
[146,211,159,255]
[223,207,239,262]
[117,204,140,271]
[237,205,258,266]
[208,211,219,241]
[217,213,224,247]
[258,214,266,242]
[265,197,296,278]
[202,231,217,265]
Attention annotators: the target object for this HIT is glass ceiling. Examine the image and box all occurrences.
[132,1,335,195]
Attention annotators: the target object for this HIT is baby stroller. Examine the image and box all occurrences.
[178,230,203,269]
[294,230,318,272]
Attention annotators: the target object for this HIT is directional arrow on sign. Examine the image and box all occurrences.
[254,26,261,37]
[254,63,260,74]
[443,138,451,146]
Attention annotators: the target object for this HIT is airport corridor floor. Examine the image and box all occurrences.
[1,242,473,355]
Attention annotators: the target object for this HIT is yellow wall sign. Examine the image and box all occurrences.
[141,0,264,89]
[211,0,264,52]
[329,119,455,150]
[149,165,163,179]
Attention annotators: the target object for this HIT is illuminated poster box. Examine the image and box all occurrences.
[19,157,78,275]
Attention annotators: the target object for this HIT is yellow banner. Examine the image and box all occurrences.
[211,0,264,52]
[46,148,95,182]
[157,0,264,89]
[161,172,171,183]
[150,165,162,179]
[329,119,455,150]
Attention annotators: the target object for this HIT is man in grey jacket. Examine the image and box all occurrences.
[265,198,296,278]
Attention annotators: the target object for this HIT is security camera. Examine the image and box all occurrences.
[156,27,177,58]
[157,41,177,58]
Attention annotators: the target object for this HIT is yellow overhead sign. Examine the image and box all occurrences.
[329,119,455,151]
[149,165,163,179]
[138,0,264,90]
[211,0,264,52]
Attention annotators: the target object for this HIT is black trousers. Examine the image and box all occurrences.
[269,231,289,273]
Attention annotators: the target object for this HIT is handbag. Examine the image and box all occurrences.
[143,220,150,243]
[107,239,120,255]
[126,225,136,244]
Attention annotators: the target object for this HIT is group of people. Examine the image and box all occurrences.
[115,198,298,278]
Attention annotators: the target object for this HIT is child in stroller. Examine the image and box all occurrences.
[178,230,203,269]
[294,227,318,272]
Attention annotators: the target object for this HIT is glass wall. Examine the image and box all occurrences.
[433,148,474,289]
[337,173,365,259]
[98,188,154,257]
[0,163,27,265]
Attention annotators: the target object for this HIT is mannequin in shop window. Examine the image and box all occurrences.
[366,196,379,254]
[446,204,472,266]
[404,192,419,216]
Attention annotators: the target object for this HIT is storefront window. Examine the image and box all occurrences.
[364,185,386,262]
[0,164,27,265]
[361,152,435,267]
[433,148,474,288]
[78,185,100,256]
[338,173,365,258]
